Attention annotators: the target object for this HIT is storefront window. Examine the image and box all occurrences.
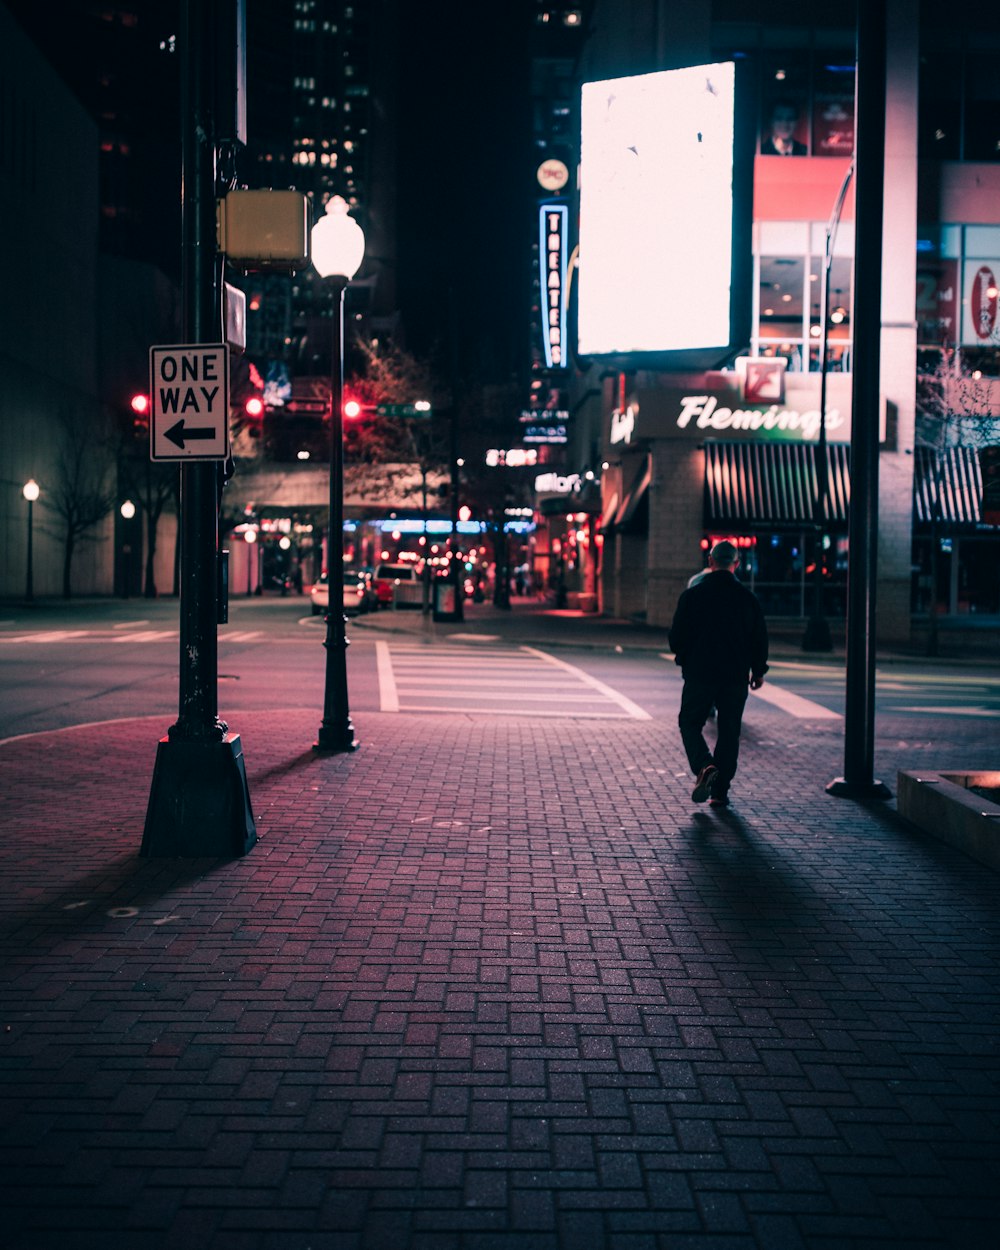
[760,54,810,156]
[962,54,1000,162]
[754,222,854,371]
[812,55,855,157]
[918,49,962,160]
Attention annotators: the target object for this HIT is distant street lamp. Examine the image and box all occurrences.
[310,195,365,753]
[244,527,257,595]
[22,479,39,603]
[119,499,137,599]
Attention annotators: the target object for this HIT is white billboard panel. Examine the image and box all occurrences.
[578,62,737,357]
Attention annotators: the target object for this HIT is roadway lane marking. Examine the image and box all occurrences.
[376,640,400,712]
[110,630,176,642]
[751,683,841,719]
[220,631,263,642]
[521,646,653,720]
[895,706,1000,717]
[0,630,92,644]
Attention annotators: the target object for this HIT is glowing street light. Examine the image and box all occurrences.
[310,196,365,753]
[22,479,40,603]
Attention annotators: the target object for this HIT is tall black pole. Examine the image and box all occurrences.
[828,0,891,799]
[450,409,464,621]
[24,497,33,604]
[315,278,357,753]
[172,0,223,743]
[142,0,256,855]
[804,162,853,653]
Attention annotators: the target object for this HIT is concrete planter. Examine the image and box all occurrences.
[897,770,1000,872]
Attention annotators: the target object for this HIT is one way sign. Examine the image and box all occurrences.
[149,344,230,461]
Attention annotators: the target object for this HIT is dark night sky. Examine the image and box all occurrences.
[394,1,533,384]
[6,0,533,387]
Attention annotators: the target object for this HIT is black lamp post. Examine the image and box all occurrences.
[803,160,854,653]
[311,196,365,753]
[22,479,39,603]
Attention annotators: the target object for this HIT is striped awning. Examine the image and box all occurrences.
[913,445,996,528]
[704,441,851,529]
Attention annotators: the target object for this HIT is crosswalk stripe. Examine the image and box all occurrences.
[376,640,400,712]
[751,683,841,719]
[521,646,653,720]
[382,641,652,720]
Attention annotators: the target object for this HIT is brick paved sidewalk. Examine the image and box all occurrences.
[2,708,999,1249]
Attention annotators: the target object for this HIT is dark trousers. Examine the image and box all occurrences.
[678,675,749,788]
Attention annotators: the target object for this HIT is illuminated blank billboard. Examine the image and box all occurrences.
[578,62,747,360]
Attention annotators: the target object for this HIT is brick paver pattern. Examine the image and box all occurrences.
[1,704,999,1249]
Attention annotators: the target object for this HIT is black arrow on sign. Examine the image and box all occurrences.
[164,419,216,450]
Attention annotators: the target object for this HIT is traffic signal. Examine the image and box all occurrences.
[131,393,150,431]
[343,398,362,419]
[245,395,265,418]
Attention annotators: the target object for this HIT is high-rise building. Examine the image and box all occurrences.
[5,0,181,279]
[238,0,399,379]
[530,0,1000,638]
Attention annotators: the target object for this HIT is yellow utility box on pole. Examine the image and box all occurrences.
[217,189,310,269]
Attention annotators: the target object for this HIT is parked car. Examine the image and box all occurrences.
[310,573,330,615]
[310,571,376,616]
[373,562,423,608]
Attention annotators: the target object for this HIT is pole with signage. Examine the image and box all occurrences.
[141,0,255,857]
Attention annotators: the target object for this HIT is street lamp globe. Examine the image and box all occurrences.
[23,479,40,503]
[310,196,365,280]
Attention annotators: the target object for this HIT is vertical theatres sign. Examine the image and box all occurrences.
[539,201,568,368]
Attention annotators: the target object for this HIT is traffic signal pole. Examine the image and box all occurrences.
[141,0,256,856]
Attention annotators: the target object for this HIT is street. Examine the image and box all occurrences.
[1,597,997,788]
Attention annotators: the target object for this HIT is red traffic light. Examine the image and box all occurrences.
[245,395,265,418]
[343,399,362,419]
[130,394,150,415]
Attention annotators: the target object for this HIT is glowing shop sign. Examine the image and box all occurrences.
[486,448,539,467]
[610,405,637,445]
[539,201,568,368]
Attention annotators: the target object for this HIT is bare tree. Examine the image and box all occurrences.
[45,406,117,598]
[118,452,178,597]
[915,347,1000,653]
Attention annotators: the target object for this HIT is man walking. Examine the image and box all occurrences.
[668,540,769,807]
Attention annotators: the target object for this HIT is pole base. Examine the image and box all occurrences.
[802,616,833,652]
[826,776,892,800]
[313,723,359,754]
[141,733,257,857]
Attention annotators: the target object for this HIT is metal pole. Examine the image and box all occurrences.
[450,408,464,621]
[171,0,223,743]
[25,498,33,603]
[142,0,255,856]
[315,278,357,753]
[828,0,891,799]
[804,162,853,652]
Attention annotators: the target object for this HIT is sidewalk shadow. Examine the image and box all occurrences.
[683,805,819,931]
[0,851,230,944]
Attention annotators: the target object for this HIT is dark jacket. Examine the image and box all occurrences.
[668,569,769,683]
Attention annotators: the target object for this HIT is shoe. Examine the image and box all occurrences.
[692,763,719,803]
[709,792,730,808]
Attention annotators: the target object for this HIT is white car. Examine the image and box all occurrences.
[310,571,375,616]
[373,563,423,608]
